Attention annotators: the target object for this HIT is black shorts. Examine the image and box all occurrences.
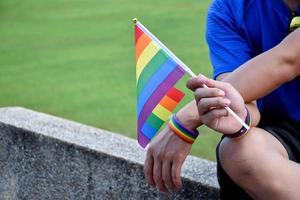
[216,115,300,200]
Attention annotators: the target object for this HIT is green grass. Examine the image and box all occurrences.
[0,0,221,160]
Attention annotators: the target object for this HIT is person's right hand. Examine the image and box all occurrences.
[186,75,247,134]
[144,125,192,192]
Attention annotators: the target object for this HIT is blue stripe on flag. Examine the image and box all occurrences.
[137,58,177,115]
[141,122,158,140]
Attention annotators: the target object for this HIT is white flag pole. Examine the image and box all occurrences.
[133,18,250,130]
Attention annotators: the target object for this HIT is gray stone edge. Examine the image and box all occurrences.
[0,107,219,189]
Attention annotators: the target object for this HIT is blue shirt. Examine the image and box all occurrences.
[206,0,300,122]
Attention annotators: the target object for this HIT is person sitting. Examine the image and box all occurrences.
[144,1,300,199]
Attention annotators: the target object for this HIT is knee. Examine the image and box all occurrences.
[218,128,294,200]
[218,128,267,184]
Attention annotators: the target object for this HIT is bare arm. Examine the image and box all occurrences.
[183,28,300,127]
[223,28,300,102]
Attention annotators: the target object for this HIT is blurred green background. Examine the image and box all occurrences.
[0,0,221,160]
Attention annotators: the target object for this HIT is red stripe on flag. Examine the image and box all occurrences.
[167,87,185,102]
[135,25,143,43]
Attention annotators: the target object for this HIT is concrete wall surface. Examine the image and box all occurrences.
[0,107,219,200]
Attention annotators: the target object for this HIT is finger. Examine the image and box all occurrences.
[162,160,175,191]
[153,158,168,192]
[187,75,232,92]
[144,151,155,187]
[201,108,228,124]
[194,88,225,103]
[197,97,231,115]
[171,160,183,189]
[198,75,232,91]
[186,76,204,91]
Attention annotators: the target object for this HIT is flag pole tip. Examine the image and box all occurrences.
[132,18,138,24]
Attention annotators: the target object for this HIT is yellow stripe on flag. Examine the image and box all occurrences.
[152,104,171,121]
[136,41,160,80]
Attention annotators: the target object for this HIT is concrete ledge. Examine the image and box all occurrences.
[0,107,219,199]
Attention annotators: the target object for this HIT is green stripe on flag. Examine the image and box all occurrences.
[137,50,169,96]
[146,113,165,130]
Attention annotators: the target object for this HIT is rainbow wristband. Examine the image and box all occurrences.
[226,107,251,139]
[168,115,199,144]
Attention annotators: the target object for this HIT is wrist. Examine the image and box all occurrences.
[169,114,199,144]
[230,106,248,133]
[226,106,251,139]
[176,109,202,130]
[238,106,248,126]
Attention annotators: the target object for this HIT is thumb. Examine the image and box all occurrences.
[186,74,213,91]
[196,75,230,91]
[186,76,202,91]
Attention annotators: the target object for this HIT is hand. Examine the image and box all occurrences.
[186,75,247,134]
[144,125,192,192]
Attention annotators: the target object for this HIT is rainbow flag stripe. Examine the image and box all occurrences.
[135,21,186,148]
[141,88,185,142]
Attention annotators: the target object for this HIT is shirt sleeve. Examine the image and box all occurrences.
[206,0,252,79]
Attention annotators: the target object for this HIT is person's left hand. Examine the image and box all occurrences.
[144,125,192,193]
[186,75,247,134]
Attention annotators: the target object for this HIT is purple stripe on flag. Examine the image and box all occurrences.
[138,66,185,147]
[138,131,150,148]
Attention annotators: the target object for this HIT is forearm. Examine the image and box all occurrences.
[223,29,300,103]
[213,30,300,126]
[176,100,260,129]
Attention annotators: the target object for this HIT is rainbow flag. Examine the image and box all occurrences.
[134,19,187,148]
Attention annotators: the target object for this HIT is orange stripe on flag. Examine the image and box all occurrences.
[136,34,152,60]
[159,95,178,112]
